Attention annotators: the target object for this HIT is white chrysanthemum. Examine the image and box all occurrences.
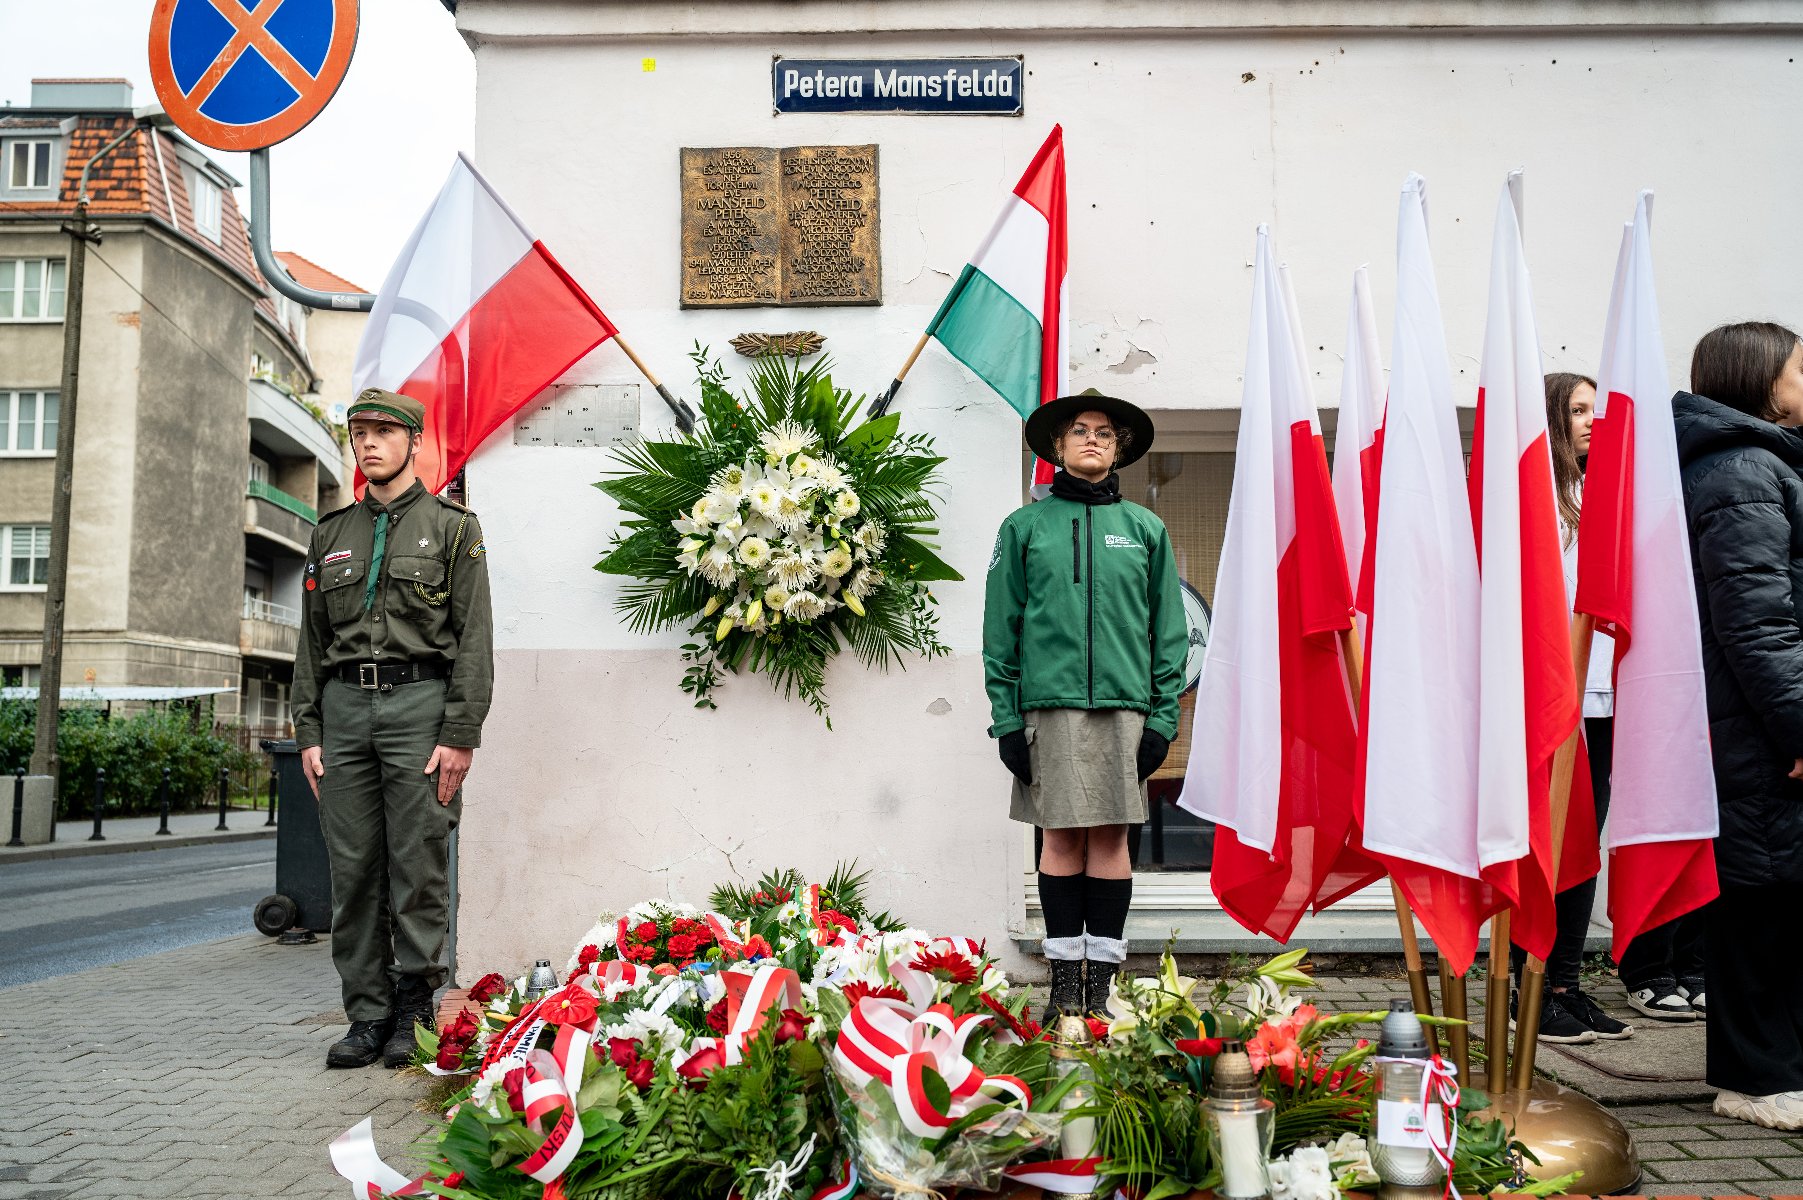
[773,490,810,532]
[770,549,819,590]
[792,454,817,477]
[821,544,853,578]
[832,490,861,519]
[748,480,782,520]
[759,419,815,460]
[736,536,772,569]
[700,546,736,587]
[763,584,790,610]
[855,518,887,553]
[847,566,883,599]
[471,1061,510,1111]
[813,457,848,491]
[784,591,827,622]
[604,1006,685,1057]
[710,463,750,498]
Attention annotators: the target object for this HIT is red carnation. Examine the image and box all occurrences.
[443,1173,465,1189]
[909,948,979,986]
[635,921,660,941]
[576,944,601,970]
[466,972,507,1004]
[706,998,729,1034]
[626,1056,655,1090]
[774,1008,813,1044]
[544,986,598,1027]
[667,934,696,959]
[693,926,716,945]
[671,917,695,933]
[608,1037,640,1069]
[842,981,907,1007]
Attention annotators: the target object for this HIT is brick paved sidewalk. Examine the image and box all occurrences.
[2,936,1800,1198]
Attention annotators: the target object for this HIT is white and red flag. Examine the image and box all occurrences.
[352,152,618,494]
[1330,265,1385,628]
[1358,174,1496,975]
[925,125,1067,489]
[1466,174,1596,963]
[1179,226,1378,942]
[1575,193,1719,958]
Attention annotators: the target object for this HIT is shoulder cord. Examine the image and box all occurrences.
[412,514,470,607]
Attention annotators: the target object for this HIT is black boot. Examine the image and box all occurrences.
[383,976,436,1068]
[1042,959,1084,1024]
[327,1017,395,1069]
[1085,961,1122,1018]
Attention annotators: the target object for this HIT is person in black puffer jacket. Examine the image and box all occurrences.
[1674,320,1803,1130]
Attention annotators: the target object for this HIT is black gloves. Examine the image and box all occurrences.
[998,729,1033,786]
[1136,728,1170,782]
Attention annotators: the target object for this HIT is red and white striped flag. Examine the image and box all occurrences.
[1358,174,1496,975]
[1330,265,1385,633]
[1466,174,1590,962]
[352,153,618,494]
[1574,193,1719,959]
[1179,226,1377,942]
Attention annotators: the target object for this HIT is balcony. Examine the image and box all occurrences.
[241,595,300,662]
[244,480,315,553]
[246,377,345,491]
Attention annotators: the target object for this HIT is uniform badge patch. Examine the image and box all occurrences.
[469,541,486,559]
[323,550,353,566]
[305,578,316,591]
[418,538,430,548]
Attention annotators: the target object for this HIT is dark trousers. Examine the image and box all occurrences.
[1619,911,1706,989]
[1515,717,1613,989]
[1705,884,1803,1096]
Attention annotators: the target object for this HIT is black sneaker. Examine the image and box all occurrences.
[1626,975,1696,1021]
[327,1017,396,1069]
[1510,988,1596,1044]
[1677,977,1707,1020]
[1565,988,1634,1040]
[384,977,436,1069]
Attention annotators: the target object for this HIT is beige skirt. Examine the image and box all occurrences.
[1010,707,1149,829]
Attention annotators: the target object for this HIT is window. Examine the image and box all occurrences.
[250,350,273,380]
[0,391,58,453]
[5,140,54,191]
[0,259,67,321]
[185,166,222,243]
[2,525,50,589]
[248,455,270,485]
[1,665,40,688]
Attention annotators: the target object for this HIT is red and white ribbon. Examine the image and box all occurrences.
[833,996,1033,1139]
[672,961,803,1074]
[808,1157,860,1200]
[1004,1157,1105,1194]
[329,1117,429,1198]
[1375,1053,1461,1200]
[705,910,746,957]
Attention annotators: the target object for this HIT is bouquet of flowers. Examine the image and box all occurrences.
[594,349,960,723]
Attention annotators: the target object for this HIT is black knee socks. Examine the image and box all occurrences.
[1083,875,1133,942]
[1039,871,1086,940]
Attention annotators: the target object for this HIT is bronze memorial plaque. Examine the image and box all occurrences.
[681,144,880,308]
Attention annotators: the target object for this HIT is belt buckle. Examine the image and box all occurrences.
[357,663,379,690]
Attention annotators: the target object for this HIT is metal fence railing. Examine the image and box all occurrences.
[242,595,301,627]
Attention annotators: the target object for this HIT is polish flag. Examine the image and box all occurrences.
[1465,174,1589,963]
[1357,174,1496,975]
[1330,265,1385,629]
[352,153,618,495]
[1574,193,1719,959]
[1179,226,1378,942]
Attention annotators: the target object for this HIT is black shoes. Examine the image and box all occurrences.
[1563,988,1634,1040]
[327,1018,396,1069]
[1043,959,1084,1024]
[384,977,437,1069]
[1627,975,1697,1021]
[1085,961,1122,1018]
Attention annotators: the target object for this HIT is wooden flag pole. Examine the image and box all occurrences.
[1338,625,1440,1053]
[868,331,933,420]
[1512,612,1598,1092]
[612,333,697,433]
[1485,909,1512,1094]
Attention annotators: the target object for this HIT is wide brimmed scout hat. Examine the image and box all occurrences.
[1024,388,1156,469]
[346,387,425,432]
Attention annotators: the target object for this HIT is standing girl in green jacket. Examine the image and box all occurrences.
[984,391,1190,1020]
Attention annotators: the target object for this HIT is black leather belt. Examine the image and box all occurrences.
[337,661,450,690]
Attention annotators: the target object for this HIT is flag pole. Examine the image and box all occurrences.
[1338,626,1441,1053]
[611,334,697,433]
[1485,909,1512,1093]
[1512,612,1598,1091]
[868,331,933,420]
[1440,954,1470,1083]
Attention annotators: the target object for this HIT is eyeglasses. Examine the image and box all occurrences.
[1066,424,1117,445]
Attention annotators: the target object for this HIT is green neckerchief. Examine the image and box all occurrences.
[364,510,390,612]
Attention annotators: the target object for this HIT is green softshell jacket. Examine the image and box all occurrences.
[982,494,1188,740]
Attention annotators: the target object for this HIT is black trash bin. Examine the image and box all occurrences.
[253,739,333,936]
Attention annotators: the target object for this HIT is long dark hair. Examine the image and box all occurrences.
[1544,372,1595,544]
[1691,321,1803,421]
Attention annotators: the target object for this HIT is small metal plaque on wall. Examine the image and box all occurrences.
[680,144,880,308]
[512,384,639,448]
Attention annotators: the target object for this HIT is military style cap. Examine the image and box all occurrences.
[346,388,425,432]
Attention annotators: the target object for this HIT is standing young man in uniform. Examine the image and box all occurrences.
[292,388,494,1069]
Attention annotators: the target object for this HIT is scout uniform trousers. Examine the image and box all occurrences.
[317,676,460,1021]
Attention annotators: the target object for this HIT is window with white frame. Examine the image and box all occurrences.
[0,391,58,454]
[1,665,40,688]
[0,259,66,321]
[2,525,50,589]
[184,166,222,243]
[5,140,54,191]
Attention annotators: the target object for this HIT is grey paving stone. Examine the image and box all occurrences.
[1647,1155,1776,1182]
[1681,1139,1803,1160]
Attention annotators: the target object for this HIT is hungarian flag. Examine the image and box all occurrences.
[351,153,617,495]
[1466,175,1592,963]
[1179,226,1378,942]
[1330,265,1385,633]
[925,125,1067,487]
[1574,193,1719,959]
[1358,174,1496,975]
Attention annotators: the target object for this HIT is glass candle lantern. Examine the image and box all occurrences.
[1205,1040,1274,1200]
[1050,1015,1098,1161]
[1372,999,1445,1189]
[524,959,559,1002]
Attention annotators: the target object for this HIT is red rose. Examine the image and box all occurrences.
[1085,1017,1111,1043]
[608,1037,640,1069]
[635,921,659,941]
[576,944,601,970]
[446,1009,480,1041]
[435,1040,468,1071]
[544,986,598,1027]
[774,1008,813,1044]
[626,1056,655,1090]
[502,1067,526,1113]
[706,998,729,1034]
[466,972,507,1004]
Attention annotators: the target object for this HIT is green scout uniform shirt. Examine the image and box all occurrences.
[291,481,494,749]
